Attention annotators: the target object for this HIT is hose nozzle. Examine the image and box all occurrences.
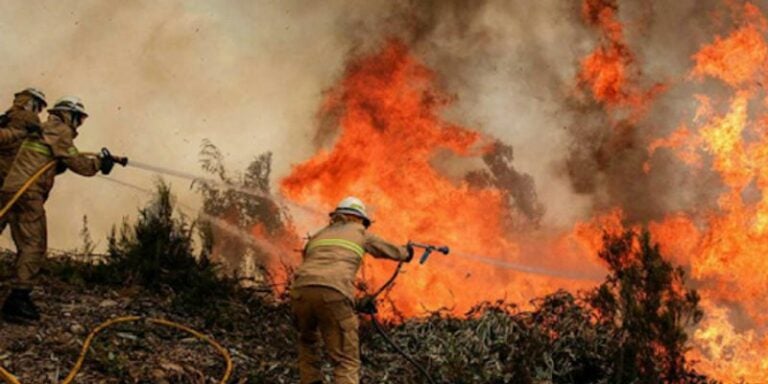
[409,242,450,264]
[101,147,128,166]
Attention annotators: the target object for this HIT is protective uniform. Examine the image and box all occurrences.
[1,113,101,287]
[0,109,37,186]
[0,89,47,185]
[1,96,107,324]
[291,198,411,384]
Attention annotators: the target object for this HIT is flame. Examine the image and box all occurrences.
[691,4,768,87]
[581,1,768,381]
[688,301,768,380]
[642,3,768,381]
[280,40,592,317]
[578,0,665,115]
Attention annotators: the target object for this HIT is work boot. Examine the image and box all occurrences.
[2,288,40,324]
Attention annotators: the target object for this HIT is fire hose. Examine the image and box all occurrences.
[0,151,233,384]
[357,242,450,384]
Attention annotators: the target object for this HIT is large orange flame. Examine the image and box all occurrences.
[639,2,768,381]
[280,41,594,317]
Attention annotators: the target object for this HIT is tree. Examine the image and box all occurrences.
[196,139,299,284]
[588,230,712,383]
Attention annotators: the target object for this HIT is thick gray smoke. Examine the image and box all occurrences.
[0,0,743,250]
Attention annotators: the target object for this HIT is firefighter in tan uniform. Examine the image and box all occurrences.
[1,96,124,324]
[0,88,48,186]
[291,197,413,384]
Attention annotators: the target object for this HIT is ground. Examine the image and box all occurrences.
[0,256,430,384]
[0,259,299,383]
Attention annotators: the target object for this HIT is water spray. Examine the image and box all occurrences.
[98,176,288,259]
[125,159,325,218]
[409,242,450,264]
[453,252,604,281]
[112,157,601,281]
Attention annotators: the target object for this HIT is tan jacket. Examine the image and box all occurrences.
[2,114,100,196]
[0,107,41,183]
[292,217,410,301]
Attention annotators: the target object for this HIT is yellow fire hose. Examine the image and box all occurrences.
[0,160,234,384]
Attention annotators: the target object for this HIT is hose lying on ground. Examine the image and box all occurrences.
[369,314,438,384]
[0,316,233,384]
[0,160,233,384]
[358,261,439,384]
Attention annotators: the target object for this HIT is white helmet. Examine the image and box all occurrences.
[48,96,88,117]
[332,196,371,227]
[14,87,47,107]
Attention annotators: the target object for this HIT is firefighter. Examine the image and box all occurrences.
[290,196,413,384]
[0,96,124,324]
[0,88,48,185]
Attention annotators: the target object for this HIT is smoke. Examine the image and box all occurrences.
[0,0,747,254]
[561,0,747,223]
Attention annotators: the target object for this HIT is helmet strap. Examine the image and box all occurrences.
[71,112,86,128]
[31,99,43,113]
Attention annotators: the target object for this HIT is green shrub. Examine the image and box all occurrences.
[78,181,239,325]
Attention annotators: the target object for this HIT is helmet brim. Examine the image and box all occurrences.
[14,91,47,107]
[330,208,372,227]
[47,107,88,118]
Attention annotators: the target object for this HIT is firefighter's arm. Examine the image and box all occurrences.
[47,128,100,176]
[364,233,413,262]
[60,149,101,176]
[0,127,28,145]
[5,109,41,134]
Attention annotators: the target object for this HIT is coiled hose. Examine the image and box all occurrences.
[0,160,233,384]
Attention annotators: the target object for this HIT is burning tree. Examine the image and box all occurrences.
[587,231,711,383]
[196,139,299,285]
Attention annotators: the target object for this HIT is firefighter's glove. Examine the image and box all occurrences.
[405,241,415,262]
[99,154,115,175]
[356,296,378,315]
[99,147,128,175]
[24,122,41,135]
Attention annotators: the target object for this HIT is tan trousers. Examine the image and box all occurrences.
[291,286,360,384]
[0,193,47,288]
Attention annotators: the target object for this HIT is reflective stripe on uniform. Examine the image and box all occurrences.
[21,141,52,157]
[306,238,365,258]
